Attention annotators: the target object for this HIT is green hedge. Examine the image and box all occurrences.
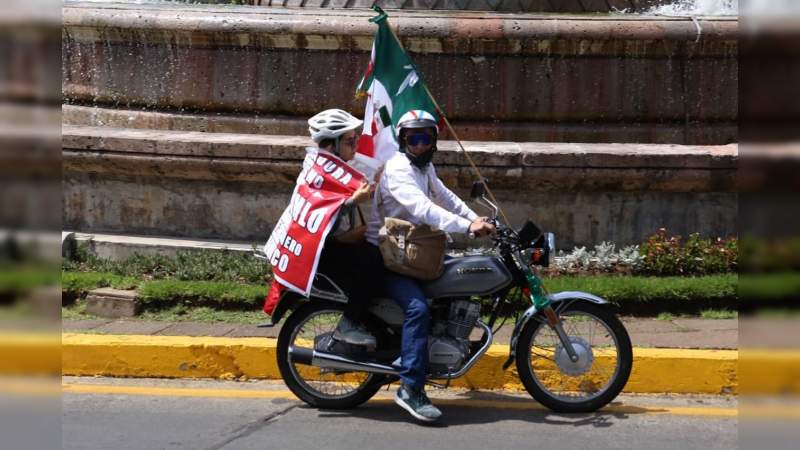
[0,266,60,298]
[63,245,270,284]
[545,274,736,304]
[63,271,737,316]
[540,274,737,315]
[138,280,267,310]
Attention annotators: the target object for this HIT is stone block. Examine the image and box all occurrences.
[85,288,140,318]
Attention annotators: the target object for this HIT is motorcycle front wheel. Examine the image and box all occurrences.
[276,301,384,409]
[515,301,633,413]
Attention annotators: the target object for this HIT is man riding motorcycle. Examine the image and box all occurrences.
[365,109,495,422]
[270,109,633,423]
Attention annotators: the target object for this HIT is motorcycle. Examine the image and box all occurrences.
[257,182,632,413]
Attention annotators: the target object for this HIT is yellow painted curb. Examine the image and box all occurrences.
[0,332,61,376]
[739,349,800,395]
[62,333,280,380]
[61,333,740,394]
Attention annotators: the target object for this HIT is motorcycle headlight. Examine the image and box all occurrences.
[526,232,555,267]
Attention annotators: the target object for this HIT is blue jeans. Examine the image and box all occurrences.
[384,273,430,391]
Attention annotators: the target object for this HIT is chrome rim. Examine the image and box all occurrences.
[525,309,622,403]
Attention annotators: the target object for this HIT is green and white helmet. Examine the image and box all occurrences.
[395,109,438,135]
[307,109,363,143]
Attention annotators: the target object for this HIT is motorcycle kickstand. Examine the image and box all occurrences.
[425,380,447,390]
[426,372,453,390]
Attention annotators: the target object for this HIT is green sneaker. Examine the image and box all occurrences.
[333,316,376,347]
[394,384,442,422]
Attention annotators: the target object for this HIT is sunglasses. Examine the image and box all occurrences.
[406,133,433,146]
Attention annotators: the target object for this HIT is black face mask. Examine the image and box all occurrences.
[402,147,434,168]
[400,130,437,168]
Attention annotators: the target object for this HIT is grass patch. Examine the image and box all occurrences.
[61,270,737,319]
[657,312,676,321]
[699,309,737,320]
[61,303,268,325]
[61,272,267,311]
[137,306,270,325]
[64,244,270,284]
[739,272,800,300]
[738,272,800,314]
[61,271,139,304]
[138,280,267,310]
[61,303,99,321]
[541,273,737,315]
[750,309,800,318]
[0,265,60,299]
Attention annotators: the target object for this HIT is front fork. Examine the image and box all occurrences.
[522,266,580,363]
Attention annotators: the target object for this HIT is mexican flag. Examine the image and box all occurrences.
[355,7,440,163]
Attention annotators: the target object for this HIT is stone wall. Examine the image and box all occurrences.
[138,0,680,13]
[62,3,738,145]
[63,125,737,248]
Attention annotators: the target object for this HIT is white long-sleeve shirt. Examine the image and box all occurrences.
[366,152,478,245]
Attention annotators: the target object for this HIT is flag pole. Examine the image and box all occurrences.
[421,84,512,227]
[380,13,512,227]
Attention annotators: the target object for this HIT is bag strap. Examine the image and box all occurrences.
[375,177,387,222]
[355,205,365,226]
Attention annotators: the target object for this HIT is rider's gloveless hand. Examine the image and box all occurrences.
[349,182,373,204]
[469,218,495,237]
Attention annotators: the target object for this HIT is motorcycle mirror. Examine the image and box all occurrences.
[518,221,543,248]
[470,181,486,199]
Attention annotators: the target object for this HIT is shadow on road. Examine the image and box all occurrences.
[313,390,661,428]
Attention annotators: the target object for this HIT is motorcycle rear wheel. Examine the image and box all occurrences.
[277,301,384,409]
[515,301,633,413]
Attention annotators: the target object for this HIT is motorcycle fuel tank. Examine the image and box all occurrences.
[422,255,512,299]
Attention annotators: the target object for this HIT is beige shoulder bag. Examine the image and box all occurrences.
[376,175,447,280]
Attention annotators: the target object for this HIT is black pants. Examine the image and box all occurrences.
[317,240,385,322]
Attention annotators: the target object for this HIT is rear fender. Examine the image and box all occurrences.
[258,273,350,327]
[258,291,307,327]
[259,293,350,327]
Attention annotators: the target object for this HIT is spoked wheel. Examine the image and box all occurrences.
[515,302,633,413]
[276,301,383,409]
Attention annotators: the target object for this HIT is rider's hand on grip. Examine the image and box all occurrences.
[469,218,496,238]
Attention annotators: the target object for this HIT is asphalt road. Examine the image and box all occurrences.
[61,377,738,450]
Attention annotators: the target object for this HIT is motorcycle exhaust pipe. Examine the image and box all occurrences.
[288,346,314,365]
[289,346,399,376]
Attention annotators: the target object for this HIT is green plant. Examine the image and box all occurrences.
[740,236,800,272]
[61,271,139,304]
[639,228,737,276]
[63,247,271,284]
[137,279,267,310]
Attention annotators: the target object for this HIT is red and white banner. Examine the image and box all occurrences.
[263,149,366,304]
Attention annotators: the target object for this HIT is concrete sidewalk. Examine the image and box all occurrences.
[63,316,738,349]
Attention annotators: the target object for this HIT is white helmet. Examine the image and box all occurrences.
[308,109,363,143]
[395,109,438,135]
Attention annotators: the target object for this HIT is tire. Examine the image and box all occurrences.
[515,301,633,413]
[276,301,383,409]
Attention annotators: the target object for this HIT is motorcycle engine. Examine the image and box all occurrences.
[428,299,481,375]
